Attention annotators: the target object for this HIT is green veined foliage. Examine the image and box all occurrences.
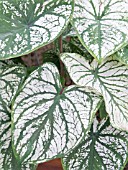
[61,53,128,131]
[114,45,128,66]
[72,0,128,63]
[62,118,128,170]
[0,65,36,169]
[0,0,74,59]
[0,65,26,104]
[12,62,102,163]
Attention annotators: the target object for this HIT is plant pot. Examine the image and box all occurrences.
[37,158,63,170]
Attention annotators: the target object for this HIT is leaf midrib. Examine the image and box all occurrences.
[15,94,61,162]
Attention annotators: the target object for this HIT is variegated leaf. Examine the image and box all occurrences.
[62,118,128,170]
[0,0,74,59]
[0,101,36,170]
[0,65,26,151]
[0,65,36,169]
[0,65,26,104]
[114,45,128,66]
[61,53,128,131]
[12,63,102,163]
[0,99,11,169]
[72,0,128,62]
[62,37,93,62]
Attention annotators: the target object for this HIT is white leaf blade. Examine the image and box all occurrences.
[0,100,11,169]
[73,0,128,62]
[61,53,128,131]
[62,118,128,170]
[0,65,26,151]
[0,65,26,104]
[0,65,36,169]
[12,63,102,163]
[0,0,74,59]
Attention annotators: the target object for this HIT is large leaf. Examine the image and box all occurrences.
[72,0,128,63]
[0,0,74,60]
[62,118,128,170]
[12,63,102,163]
[0,65,36,169]
[61,53,128,131]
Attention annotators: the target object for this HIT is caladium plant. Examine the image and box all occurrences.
[0,0,128,170]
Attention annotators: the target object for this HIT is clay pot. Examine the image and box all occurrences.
[37,158,63,170]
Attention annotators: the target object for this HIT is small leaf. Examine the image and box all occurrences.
[72,0,128,62]
[12,63,102,163]
[0,0,74,59]
[114,45,128,66]
[99,101,108,120]
[62,118,128,170]
[63,37,93,62]
[0,65,26,104]
[61,53,128,131]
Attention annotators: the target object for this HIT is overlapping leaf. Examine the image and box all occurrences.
[62,37,93,62]
[0,65,26,153]
[62,118,128,170]
[0,101,36,170]
[0,65,26,104]
[0,0,74,59]
[12,63,102,163]
[61,53,128,131]
[0,65,36,169]
[72,0,128,62]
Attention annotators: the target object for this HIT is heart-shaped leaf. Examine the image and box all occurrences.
[12,63,102,163]
[61,53,128,131]
[72,0,128,63]
[62,118,128,170]
[0,65,36,169]
[0,0,74,60]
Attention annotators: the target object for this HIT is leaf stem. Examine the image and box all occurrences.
[59,36,65,79]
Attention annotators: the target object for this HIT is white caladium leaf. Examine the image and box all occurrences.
[0,65,26,151]
[12,63,102,163]
[0,0,74,59]
[0,65,26,104]
[62,118,128,170]
[72,0,128,62]
[0,101,36,170]
[0,99,11,169]
[0,66,36,169]
[61,53,128,131]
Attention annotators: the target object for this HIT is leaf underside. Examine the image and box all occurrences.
[0,0,73,59]
[62,118,128,170]
[72,0,128,62]
[61,53,128,131]
[12,63,102,163]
